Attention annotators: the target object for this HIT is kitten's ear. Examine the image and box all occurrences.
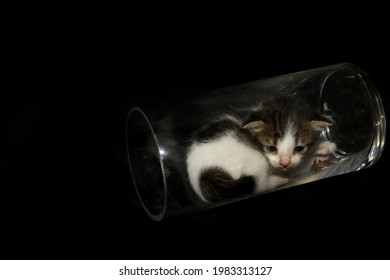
[310,120,332,131]
[243,120,265,133]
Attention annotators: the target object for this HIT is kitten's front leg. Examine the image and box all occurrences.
[314,141,337,161]
[262,175,289,192]
[312,141,337,171]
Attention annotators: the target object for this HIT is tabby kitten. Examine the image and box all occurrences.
[186,96,335,203]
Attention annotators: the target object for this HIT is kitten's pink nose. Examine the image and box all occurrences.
[279,157,291,168]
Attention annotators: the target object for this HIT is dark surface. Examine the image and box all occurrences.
[2,21,390,260]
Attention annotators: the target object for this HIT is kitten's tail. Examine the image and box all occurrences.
[199,167,255,203]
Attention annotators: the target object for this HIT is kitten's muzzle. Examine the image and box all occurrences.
[279,156,291,168]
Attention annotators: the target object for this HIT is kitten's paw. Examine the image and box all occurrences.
[267,175,289,189]
[254,175,288,193]
[315,141,337,161]
[312,158,327,171]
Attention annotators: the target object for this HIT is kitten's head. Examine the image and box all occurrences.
[244,118,331,170]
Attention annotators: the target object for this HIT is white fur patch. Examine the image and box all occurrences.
[267,123,298,168]
[278,123,296,156]
[186,132,282,201]
[315,141,337,155]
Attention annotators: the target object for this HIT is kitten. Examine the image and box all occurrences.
[243,96,334,171]
[186,96,335,203]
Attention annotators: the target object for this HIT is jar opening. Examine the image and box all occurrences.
[126,107,167,221]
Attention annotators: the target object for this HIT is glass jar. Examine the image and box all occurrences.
[126,63,386,221]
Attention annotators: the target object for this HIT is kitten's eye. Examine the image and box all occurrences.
[294,146,305,153]
[267,145,277,152]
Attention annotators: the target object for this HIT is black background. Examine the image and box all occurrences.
[2,13,390,260]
